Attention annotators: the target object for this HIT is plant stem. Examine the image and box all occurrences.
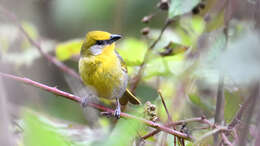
[0,72,193,141]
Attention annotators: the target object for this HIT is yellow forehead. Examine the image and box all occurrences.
[86,31,111,40]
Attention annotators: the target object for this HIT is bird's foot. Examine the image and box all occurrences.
[100,108,121,119]
[80,97,89,107]
[114,108,121,119]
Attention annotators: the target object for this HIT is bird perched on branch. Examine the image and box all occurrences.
[79,31,141,118]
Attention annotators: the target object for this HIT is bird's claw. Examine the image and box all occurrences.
[114,108,121,119]
[100,109,120,119]
[81,97,89,107]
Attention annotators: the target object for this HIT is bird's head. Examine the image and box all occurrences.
[81,31,122,56]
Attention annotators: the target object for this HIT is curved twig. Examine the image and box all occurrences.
[0,72,193,141]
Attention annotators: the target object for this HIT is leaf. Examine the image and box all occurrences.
[23,111,69,146]
[159,41,189,57]
[144,56,171,78]
[176,15,205,46]
[55,39,82,61]
[135,84,158,102]
[168,0,201,19]
[101,115,144,146]
[224,90,243,122]
[144,54,188,79]
[117,38,147,66]
[189,94,215,113]
[163,54,189,75]
[22,22,38,40]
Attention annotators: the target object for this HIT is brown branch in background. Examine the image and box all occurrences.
[0,72,193,141]
[228,90,255,130]
[130,19,172,91]
[214,76,225,124]
[214,75,225,144]
[238,83,259,146]
[141,116,214,140]
[194,126,228,145]
[157,90,175,145]
[217,83,260,145]
[0,6,81,81]
[214,0,233,142]
[221,132,232,146]
[254,106,260,146]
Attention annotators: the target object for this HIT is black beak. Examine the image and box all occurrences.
[110,34,122,42]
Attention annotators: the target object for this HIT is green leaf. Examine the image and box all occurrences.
[20,22,39,49]
[22,22,38,40]
[176,15,205,46]
[224,90,243,122]
[101,116,144,146]
[189,94,215,113]
[159,41,189,56]
[55,39,82,61]
[135,84,158,102]
[143,54,187,79]
[144,56,171,78]
[117,38,147,66]
[168,0,201,19]
[23,111,69,146]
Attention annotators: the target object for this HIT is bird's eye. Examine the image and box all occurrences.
[96,40,104,45]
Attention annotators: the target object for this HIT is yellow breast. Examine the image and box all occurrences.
[79,45,124,99]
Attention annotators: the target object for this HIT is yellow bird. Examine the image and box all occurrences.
[79,31,141,118]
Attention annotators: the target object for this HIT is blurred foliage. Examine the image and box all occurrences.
[217,32,260,84]
[189,93,215,114]
[168,0,201,19]
[176,15,206,46]
[24,110,70,146]
[224,90,243,122]
[101,117,144,146]
[1,0,260,145]
[0,23,55,66]
[117,38,147,66]
[56,39,82,61]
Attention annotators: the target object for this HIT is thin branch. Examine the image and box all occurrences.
[158,90,171,122]
[0,72,193,141]
[238,83,259,146]
[218,83,260,145]
[157,89,172,145]
[0,6,81,80]
[141,116,214,140]
[221,132,232,146]
[228,90,255,130]
[214,75,225,144]
[214,76,225,124]
[194,126,227,145]
[130,19,172,91]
